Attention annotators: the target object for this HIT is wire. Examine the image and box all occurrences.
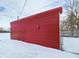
[20,0,27,15]
[24,3,53,16]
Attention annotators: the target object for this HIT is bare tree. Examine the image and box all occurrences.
[64,0,79,36]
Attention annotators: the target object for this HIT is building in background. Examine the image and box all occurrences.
[0,27,3,32]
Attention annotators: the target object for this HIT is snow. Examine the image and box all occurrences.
[62,37,79,54]
[0,33,79,58]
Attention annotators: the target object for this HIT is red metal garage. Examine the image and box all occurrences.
[11,7,62,49]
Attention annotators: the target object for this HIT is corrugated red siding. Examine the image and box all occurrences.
[11,7,62,49]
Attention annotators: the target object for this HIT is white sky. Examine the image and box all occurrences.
[0,0,65,29]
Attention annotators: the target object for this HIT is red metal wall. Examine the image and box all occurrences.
[11,7,62,49]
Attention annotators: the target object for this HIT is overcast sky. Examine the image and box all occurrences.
[0,0,65,29]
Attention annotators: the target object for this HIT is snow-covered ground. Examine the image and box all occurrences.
[0,33,79,58]
[62,37,79,54]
